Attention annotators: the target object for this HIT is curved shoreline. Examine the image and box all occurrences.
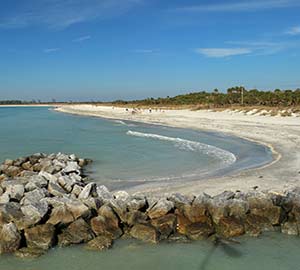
[54,105,300,196]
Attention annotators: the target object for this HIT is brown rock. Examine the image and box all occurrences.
[5,166,22,177]
[247,192,281,225]
[58,218,94,247]
[91,215,122,239]
[130,224,158,243]
[0,223,21,254]
[151,214,176,239]
[47,205,75,225]
[4,159,14,166]
[66,200,90,220]
[147,199,174,219]
[175,209,192,235]
[281,221,298,235]
[217,217,245,238]
[182,204,208,223]
[126,210,148,226]
[186,222,215,240]
[15,247,46,258]
[244,214,274,237]
[85,235,113,251]
[21,161,32,171]
[24,224,55,250]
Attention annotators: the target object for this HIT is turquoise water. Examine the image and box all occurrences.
[1,233,300,270]
[0,107,297,269]
[0,106,272,190]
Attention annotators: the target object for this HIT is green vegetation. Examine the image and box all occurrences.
[1,87,300,108]
[0,100,24,105]
[111,87,300,108]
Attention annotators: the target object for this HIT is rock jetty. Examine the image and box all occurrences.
[0,153,300,258]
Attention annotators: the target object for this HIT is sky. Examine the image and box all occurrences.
[0,0,300,101]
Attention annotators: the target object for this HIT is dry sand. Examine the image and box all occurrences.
[55,104,300,196]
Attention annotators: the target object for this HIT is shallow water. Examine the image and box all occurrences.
[1,233,299,270]
[0,106,272,190]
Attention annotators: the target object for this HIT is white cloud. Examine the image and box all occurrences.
[286,26,300,35]
[225,40,288,55]
[43,48,61,53]
[195,48,252,58]
[0,0,143,30]
[172,0,299,13]
[73,35,91,42]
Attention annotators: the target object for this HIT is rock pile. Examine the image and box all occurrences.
[0,153,300,258]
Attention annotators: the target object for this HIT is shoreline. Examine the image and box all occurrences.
[54,104,300,196]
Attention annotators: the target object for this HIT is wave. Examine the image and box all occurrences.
[113,120,136,127]
[126,130,236,166]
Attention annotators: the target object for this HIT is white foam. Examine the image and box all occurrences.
[113,120,136,127]
[127,130,236,166]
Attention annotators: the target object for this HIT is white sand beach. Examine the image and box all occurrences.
[55,104,300,196]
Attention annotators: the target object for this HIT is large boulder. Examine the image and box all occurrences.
[5,166,22,177]
[182,194,211,223]
[217,217,245,238]
[130,224,158,244]
[127,195,147,212]
[246,191,281,225]
[185,222,215,240]
[21,188,48,206]
[48,182,67,197]
[21,200,49,225]
[96,185,113,203]
[147,199,174,219]
[0,223,21,254]
[63,161,81,174]
[58,218,94,247]
[0,202,24,227]
[5,184,24,201]
[0,193,10,204]
[244,214,274,236]
[175,209,192,235]
[125,210,148,226]
[24,224,55,250]
[78,183,96,199]
[39,171,57,183]
[58,175,77,193]
[168,193,195,210]
[47,205,75,225]
[151,214,176,240]
[91,206,122,239]
[66,200,90,220]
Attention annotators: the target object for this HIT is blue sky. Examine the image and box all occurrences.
[0,0,300,101]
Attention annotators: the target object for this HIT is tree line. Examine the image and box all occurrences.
[1,87,300,107]
[111,87,300,107]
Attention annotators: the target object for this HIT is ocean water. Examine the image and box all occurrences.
[0,107,296,269]
[0,106,273,190]
[1,233,300,270]
[0,106,272,190]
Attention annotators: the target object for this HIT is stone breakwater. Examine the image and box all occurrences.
[0,153,300,258]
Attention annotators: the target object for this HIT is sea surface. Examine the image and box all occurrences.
[0,106,296,270]
[1,233,300,270]
[0,106,273,190]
